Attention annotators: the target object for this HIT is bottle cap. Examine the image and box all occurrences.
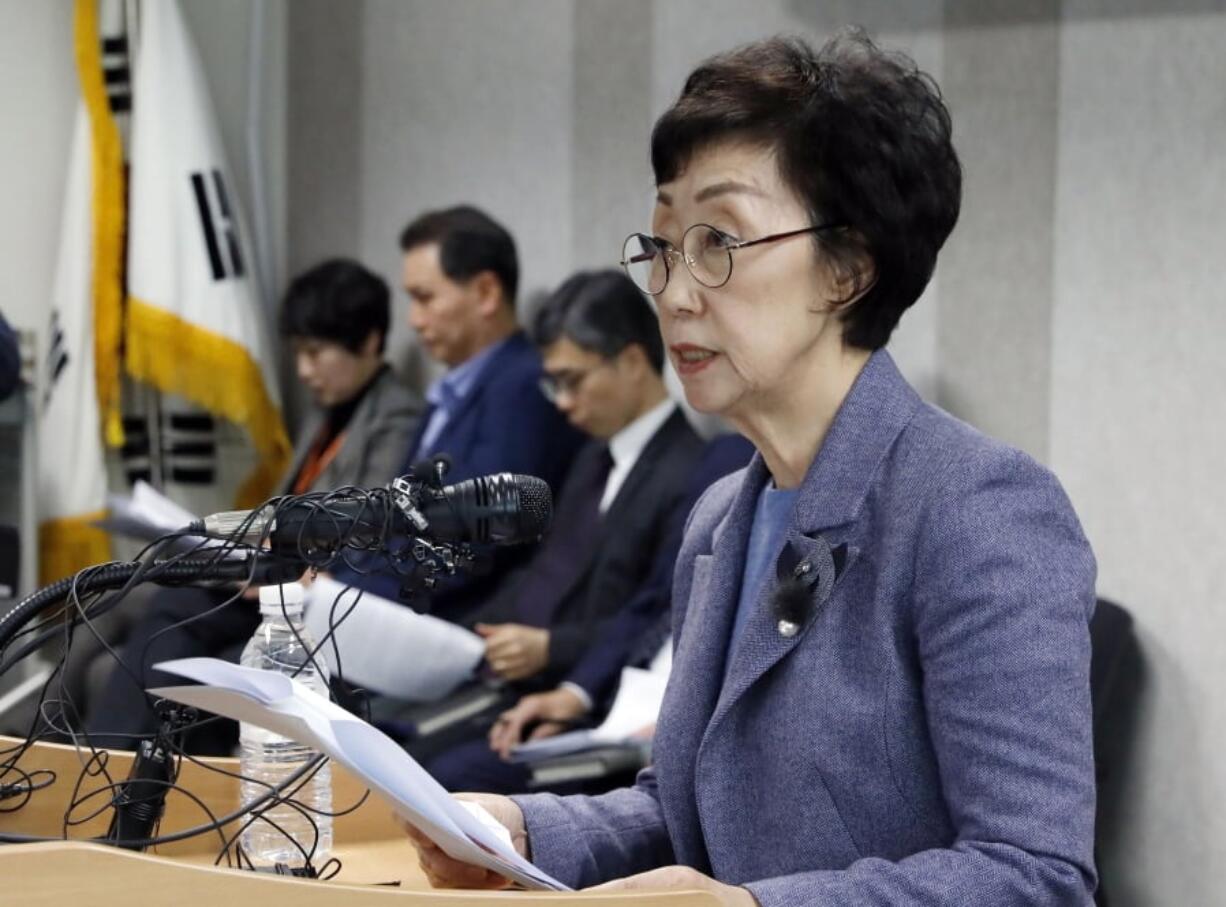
[258,582,306,616]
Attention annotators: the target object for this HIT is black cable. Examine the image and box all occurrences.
[0,478,473,861]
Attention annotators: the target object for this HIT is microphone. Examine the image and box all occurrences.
[196,473,553,559]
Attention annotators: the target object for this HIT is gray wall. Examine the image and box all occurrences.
[0,0,76,339]
[1050,3,1226,898]
[289,0,580,386]
[3,2,1224,903]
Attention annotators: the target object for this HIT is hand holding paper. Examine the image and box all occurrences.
[149,657,566,890]
[401,795,529,890]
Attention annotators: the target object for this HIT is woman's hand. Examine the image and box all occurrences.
[476,623,550,680]
[588,866,759,907]
[398,793,528,889]
[488,687,588,759]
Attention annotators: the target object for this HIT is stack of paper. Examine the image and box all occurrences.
[303,576,485,702]
[103,479,199,538]
[150,657,567,891]
[510,660,669,763]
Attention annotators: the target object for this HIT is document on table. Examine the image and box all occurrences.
[149,657,567,891]
[510,657,670,763]
[303,575,485,702]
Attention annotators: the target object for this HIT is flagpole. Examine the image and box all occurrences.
[125,0,164,494]
[144,384,164,490]
[245,0,276,312]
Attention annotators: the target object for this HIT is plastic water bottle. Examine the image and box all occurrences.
[238,582,333,870]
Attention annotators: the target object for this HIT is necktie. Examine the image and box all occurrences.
[509,444,613,627]
[627,608,672,668]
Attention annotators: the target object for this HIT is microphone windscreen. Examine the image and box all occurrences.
[512,475,552,538]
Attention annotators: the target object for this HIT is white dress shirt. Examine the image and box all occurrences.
[598,397,677,514]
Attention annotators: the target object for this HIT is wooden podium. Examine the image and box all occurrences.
[0,736,715,906]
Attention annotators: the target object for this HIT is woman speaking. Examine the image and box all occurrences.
[405,29,1097,907]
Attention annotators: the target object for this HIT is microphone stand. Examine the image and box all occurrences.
[104,706,195,851]
[0,551,310,856]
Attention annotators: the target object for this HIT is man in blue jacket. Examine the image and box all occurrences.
[332,206,584,619]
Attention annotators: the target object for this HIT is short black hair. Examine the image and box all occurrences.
[278,258,390,353]
[531,270,665,374]
[651,29,962,350]
[398,205,519,309]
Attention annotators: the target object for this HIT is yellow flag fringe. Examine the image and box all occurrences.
[125,298,292,507]
[38,513,111,586]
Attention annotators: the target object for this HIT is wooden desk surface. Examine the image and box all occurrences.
[0,736,717,906]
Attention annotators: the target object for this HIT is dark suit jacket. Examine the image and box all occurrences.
[405,332,583,487]
[472,408,703,681]
[514,351,1098,905]
[335,332,584,611]
[564,433,754,707]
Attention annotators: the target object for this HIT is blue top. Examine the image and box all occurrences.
[416,335,511,457]
[724,480,798,683]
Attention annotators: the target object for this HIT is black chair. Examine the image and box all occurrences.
[524,740,647,794]
[0,524,18,600]
[1088,597,1139,907]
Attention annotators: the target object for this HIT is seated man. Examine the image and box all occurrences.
[330,205,584,618]
[85,258,422,752]
[411,269,704,777]
[438,434,754,794]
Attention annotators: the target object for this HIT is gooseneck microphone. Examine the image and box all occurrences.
[195,472,553,559]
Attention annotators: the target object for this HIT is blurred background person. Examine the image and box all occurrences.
[329,205,584,617]
[478,432,755,795]
[412,269,703,785]
[83,258,422,753]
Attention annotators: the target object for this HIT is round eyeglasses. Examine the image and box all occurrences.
[619,222,842,296]
[538,361,610,404]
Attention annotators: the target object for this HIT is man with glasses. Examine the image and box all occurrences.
[418,269,702,784]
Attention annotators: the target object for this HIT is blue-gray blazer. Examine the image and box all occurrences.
[514,350,1098,906]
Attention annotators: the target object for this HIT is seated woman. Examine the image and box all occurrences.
[406,30,1098,906]
[85,258,422,753]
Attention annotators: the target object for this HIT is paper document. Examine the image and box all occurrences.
[99,480,208,548]
[150,657,568,891]
[304,576,485,701]
[511,660,669,763]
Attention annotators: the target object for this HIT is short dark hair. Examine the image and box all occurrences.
[531,270,665,374]
[278,258,390,353]
[398,205,519,309]
[651,29,962,350]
